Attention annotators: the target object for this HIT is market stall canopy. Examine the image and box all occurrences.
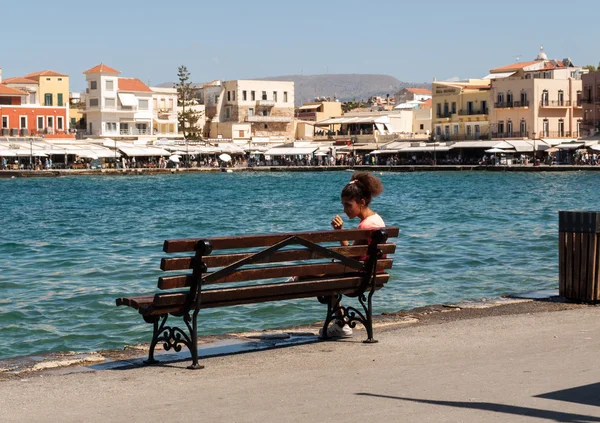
[556,142,584,150]
[119,146,171,157]
[263,146,317,156]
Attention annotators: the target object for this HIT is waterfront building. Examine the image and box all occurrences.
[1,68,71,136]
[394,88,432,105]
[487,47,584,140]
[431,79,491,141]
[0,68,71,138]
[205,79,295,142]
[83,64,174,139]
[580,71,600,136]
[295,100,343,139]
[150,86,181,138]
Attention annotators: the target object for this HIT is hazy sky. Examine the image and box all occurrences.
[2,0,598,91]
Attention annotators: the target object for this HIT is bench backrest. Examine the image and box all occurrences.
[154,227,399,312]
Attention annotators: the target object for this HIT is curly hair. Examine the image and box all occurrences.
[340,171,383,206]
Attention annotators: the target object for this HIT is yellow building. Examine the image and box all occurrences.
[432,79,491,141]
[25,70,69,107]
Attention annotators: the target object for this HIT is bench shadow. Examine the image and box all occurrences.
[90,334,324,371]
[355,393,600,422]
[536,382,600,408]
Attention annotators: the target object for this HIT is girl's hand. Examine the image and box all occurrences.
[331,215,343,230]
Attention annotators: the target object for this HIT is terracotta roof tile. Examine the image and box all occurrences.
[406,88,432,95]
[83,63,121,74]
[25,70,68,78]
[2,77,38,84]
[420,99,432,108]
[490,60,540,72]
[118,78,152,93]
[0,85,28,96]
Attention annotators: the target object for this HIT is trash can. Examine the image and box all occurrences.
[558,211,600,301]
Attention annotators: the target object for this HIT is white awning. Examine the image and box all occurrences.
[299,104,321,110]
[541,138,576,146]
[119,146,171,156]
[401,146,453,152]
[483,72,516,80]
[118,93,137,107]
[556,143,584,150]
[264,146,317,155]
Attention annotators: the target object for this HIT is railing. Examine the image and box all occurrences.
[539,100,570,107]
[256,100,276,107]
[458,109,488,115]
[246,115,291,123]
[437,134,490,141]
[120,128,152,135]
[436,112,452,118]
[295,112,317,120]
[491,131,528,139]
[538,131,577,138]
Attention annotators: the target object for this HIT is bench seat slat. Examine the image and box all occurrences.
[163,227,400,253]
[161,244,397,271]
[158,259,394,289]
[116,273,390,315]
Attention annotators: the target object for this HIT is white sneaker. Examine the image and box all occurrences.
[319,322,353,338]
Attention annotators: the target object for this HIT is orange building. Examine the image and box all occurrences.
[0,85,69,137]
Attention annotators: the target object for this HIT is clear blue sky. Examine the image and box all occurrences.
[2,0,598,91]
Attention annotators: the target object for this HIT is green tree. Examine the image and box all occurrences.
[583,64,597,72]
[175,65,204,139]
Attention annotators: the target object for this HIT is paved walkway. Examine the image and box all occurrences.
[2,305,600,422]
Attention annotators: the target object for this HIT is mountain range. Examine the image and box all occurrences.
[159,74,431,106]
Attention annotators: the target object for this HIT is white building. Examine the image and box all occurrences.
[83,64,157,138]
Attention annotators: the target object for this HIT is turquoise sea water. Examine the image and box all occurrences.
[1,171,599,360]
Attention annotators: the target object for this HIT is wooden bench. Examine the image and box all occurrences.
[116,226,399,369]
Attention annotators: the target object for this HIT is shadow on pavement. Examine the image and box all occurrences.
[536,382,600,408]
[356,393,600,422]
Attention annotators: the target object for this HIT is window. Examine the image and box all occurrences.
[57,93,63,107]
[467,101,474,114]
[474,125,480,134]
[232,91,235,101]
[443,102,449,116]
[436,126,441,136]
[47,116,54,128]
[273,91,278,102]
[558,119,564,136]
[57,116,63,130]
[543,119,549,136]
[105,98,116,107]
[444,125,450,137]
[90,81,97,90]
[507,120,512,135]
[481,100,487,113]
[520,119,527,135]
[248,108,254,116]
[284,91,288,102]
[106,80,114,90]
[251,91,256,101]
[58,78,62,81]
[451,102,456,114]
[453,125,459,135]
[20,116,27,128]
[37,116,44,129]
[44,94,53,106]
[420,124,424,130]
[498,121,504,134]
[497,93,504,104]
[577,120,582,135]
[2,116,8,128]
[507,91,513,105]
[106,122,117,132]
[227,91,231,101]
[243,90,247,101]
[262,109,268,116]
[520,90,527,105]
[466,126,472,136]
[89,98,99,107]
[541,90,548,106]
[558,90,564,106]
[436,103,441,117]
[46,78,51,81]
[139,99,149,110]
[225,108,230,118]
[262,91,267,100]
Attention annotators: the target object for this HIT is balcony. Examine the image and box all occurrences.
[295,112,317,120]
[491,131,528,139]
[435,112,452,119]
[458,109,488,115]
[538,131,578,138]
[437,133,490,141]
[120,128,153,136]
[246,115,292,123]
[256,99,275,107]
[539,100,570,108]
